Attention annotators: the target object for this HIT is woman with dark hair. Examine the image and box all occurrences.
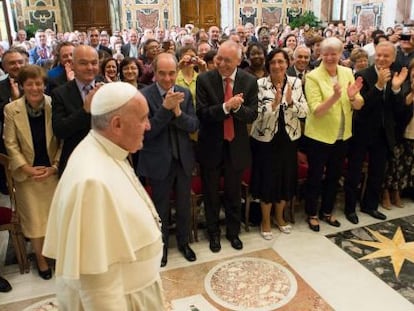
[119,57,145,89]
[4,65,61,280]
[244,42,268,79]
[250,48,308,239]
[100,57,119,82]
[138,39,160,85]
[176,46,207,105]
[283,34,298,51]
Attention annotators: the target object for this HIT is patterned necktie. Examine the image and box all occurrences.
[223,77,235,141]
[82,84,93,100]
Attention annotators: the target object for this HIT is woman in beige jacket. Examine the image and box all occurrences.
[4,65,61,280]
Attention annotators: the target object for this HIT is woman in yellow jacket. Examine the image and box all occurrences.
[304,37,363,232]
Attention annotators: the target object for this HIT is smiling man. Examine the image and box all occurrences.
[196,40,258,253]
[51,45,104,174]
[138,53,199,267]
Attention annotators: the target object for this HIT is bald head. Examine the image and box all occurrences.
[72,45,99,84]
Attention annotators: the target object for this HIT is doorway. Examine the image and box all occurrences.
[180,0,220,30]
[71,0,111,33]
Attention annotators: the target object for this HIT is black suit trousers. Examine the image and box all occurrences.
[344,133,388,213]
[148,159,191,247]
[201,142,243,238]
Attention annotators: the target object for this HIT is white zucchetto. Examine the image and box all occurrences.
[91,82,138,116]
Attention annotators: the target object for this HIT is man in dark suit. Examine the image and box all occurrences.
[87,27,112,55]
[196,40,258,252]
[46,42,75,95]
[121,29,140,58]
[138,53,199,267]
[52,45,102,175]
[0,48,25,193]
[287,45,311,81]
[344,41,407,224]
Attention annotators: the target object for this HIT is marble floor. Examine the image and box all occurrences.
[1,199,414,310]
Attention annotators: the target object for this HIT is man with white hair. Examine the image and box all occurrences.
[287,45,311,82]
[43,82,165,310]
[196,40,258,252]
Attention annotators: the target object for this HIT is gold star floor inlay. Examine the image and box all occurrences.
[350,227,414,277]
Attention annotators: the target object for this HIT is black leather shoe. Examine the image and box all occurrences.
[0,276,12,292]
[161,246,168,267]
[345,212,359,224]
[38,267,52,280]
[178,244,196,262]
[361,209,386,220]
[227,236,243,250]
[319,213,341,227]
[209,236,221,253]
[307,217,320,232]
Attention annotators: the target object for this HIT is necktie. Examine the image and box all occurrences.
[163,93,180,159]
[82,84,93,100]
[298,73,303,80]
[223,77,235,141]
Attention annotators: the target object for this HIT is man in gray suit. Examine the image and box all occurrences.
[138,53,199,267]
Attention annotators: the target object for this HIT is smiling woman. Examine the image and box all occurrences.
[3,64,61,281]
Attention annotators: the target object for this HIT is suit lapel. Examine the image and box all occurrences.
[14,99,34,151]
[214,70,225,101]
[44,97,53,152]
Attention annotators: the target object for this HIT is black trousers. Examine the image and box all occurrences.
[148,159,191,247]
[304,137,348,217]
[201,144,243,239]
[345,134,388,213]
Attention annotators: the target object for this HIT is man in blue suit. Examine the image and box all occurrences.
[138,53,199,267]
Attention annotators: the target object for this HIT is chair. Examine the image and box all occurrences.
[190,164,225,242]
[241,169,253,232]
[0,153,30,274]
[286,151,309,224]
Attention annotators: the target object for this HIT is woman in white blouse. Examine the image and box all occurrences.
[250,48,308,239]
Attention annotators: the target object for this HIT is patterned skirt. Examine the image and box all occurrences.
[384,139,414,191]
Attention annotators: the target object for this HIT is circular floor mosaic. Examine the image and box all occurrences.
[204,257,297,311]
[23,298,58,311]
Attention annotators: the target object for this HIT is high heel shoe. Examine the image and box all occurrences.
[307,216,320,232]
[260,225,273,240]
[273,220,292,234]
[38,266,52,280]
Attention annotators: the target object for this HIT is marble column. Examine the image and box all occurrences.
[59,0,73,32]
[109,0,121,31]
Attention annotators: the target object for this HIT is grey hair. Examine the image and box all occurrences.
[293,45,311,59]
[320,37,344,53]
[376,40,397,57]
[221,40,242,59]
[91,105,125,131]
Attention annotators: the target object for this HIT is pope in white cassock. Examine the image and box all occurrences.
[43,82,166,310]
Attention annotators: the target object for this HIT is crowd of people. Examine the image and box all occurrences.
[0,21,413,308]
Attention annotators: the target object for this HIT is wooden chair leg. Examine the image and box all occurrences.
[10,229,29,274]
[286,197,296,224]
[244,193,251,232]
[190,195,199,242]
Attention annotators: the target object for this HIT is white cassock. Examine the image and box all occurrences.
[43,130,165,311]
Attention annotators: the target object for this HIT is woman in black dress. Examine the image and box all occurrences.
[250,49,308,239]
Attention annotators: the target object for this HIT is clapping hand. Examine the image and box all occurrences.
[392,67,408,90]
[376,68,391,89]
[347,76,363,99]
[332,82,342,100]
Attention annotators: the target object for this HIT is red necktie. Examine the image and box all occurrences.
[223,78,235,141]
